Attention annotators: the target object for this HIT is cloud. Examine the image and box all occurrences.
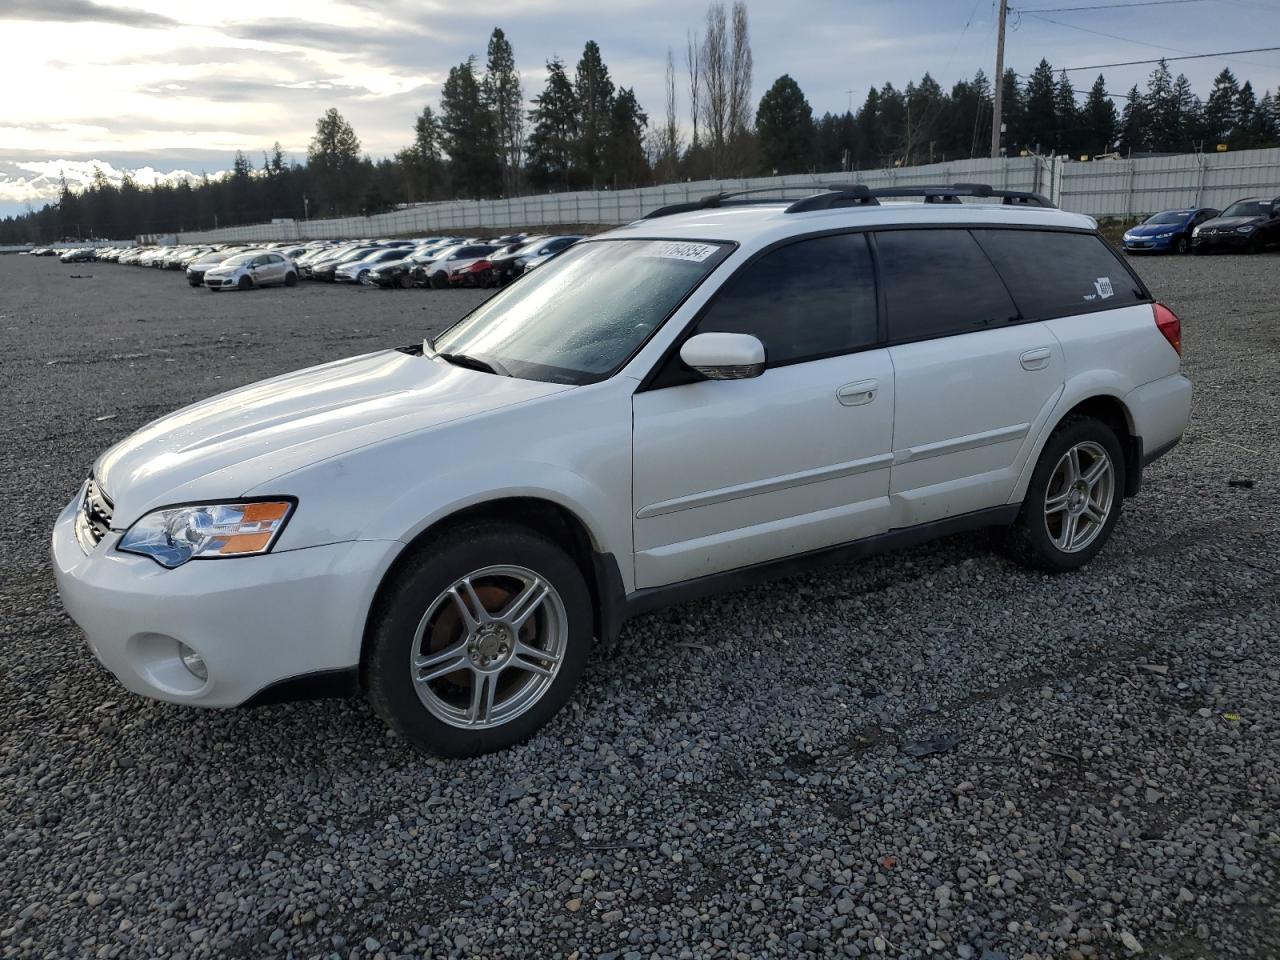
[0,159,226,208]
[1,0,180,29]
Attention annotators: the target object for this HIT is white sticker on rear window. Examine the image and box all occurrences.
[1093,276,1114,300]
[647,241,720,263]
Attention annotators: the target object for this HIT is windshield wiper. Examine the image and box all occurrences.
[437,351,511,377]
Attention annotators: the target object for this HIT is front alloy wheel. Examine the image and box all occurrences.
[364,523,592,756]
[411,565,567,728]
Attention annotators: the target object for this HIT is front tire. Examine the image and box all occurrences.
[237,275,252,291]
[364,524,593,757]
[997,416,1124,572]
[1174,235,1189,254]
[430,271,449,290]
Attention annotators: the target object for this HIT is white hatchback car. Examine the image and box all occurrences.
[53,184,1191,756]
[203,251,298,291]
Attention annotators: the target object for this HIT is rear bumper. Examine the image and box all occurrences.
[1124,373,1192,469]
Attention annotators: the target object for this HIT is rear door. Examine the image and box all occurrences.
[632,233,895,589]
[876,228,1066,528]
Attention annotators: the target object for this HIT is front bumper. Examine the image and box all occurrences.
[1122,235,1173,252]
[1192,232,1253,251]
[51,495,399,708]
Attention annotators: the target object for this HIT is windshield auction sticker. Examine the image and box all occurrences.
[647,241,720,262]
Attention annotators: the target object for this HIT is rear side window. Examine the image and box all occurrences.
[973,229,1147,318]
[876,229,1019,341]
[694,233,877,366]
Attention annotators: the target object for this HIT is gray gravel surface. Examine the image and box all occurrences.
[1,253,1277,959]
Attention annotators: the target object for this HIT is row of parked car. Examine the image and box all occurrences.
[62,233,586,292]
[1120,195,1280,254]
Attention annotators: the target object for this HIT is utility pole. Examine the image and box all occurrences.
[990,0,1008,158]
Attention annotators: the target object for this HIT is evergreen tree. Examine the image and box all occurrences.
[1081,75,1118,155]
[1023,59,1057,153]
[397,106,447,201]
[854,87,882,168]
[307,108,362,214]
[440,57,501,198]
[484,28,524,196]
[525,57,579,191]
[1054,71,1079,156]
[604,87,649,188]
[1203,68,1240,146]
[755,74,814,174]
[1119,85,1152,154]
[1000,68,1023,153]
[877,83,907,163]
[1236,80,1258,146]
[574,41,615,188]
[1146,59,1178,150]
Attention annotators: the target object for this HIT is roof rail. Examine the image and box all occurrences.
[643,184,869,220]
[642,181,1054,220]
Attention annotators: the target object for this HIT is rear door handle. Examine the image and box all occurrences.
[837,379,879,406]
[1020,347,1052,371]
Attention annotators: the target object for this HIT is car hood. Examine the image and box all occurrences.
[1128,222,1185,236]
[1199,216,1263,230]
[94,350,572,525]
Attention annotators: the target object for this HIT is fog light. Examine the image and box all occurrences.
[178,644,208,682]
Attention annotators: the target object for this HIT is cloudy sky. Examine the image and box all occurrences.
[2,0,1279,216]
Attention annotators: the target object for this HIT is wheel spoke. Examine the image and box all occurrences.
[499,578,549,631]
[414,640,469,684]
[449,578,489,631]
[1066,447,1082,486]
[1082,501,1106,524]
[1045,490,1071,515]
[1082,456,1109,488]
[509,641,560,677]
[468,673,496,725]
[1056,512,1078,550]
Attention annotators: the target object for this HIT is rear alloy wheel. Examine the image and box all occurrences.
[398,274,415,289]
[997,416,1123,572]
[364,524,591,756]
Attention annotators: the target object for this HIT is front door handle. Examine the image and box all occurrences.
[837,379,879,406]
[1020,347,1052,371]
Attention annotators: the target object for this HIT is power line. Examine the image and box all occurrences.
[1062,46,1280,70]
[1016,10,1199,55]
[1015,0,1207,11]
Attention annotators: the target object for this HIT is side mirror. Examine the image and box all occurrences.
[680,332,766,380]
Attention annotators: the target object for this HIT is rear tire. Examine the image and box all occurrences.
[398,274,415,289]
[364,524,592,757]
[284,271,298,287]
[996,416,1124,573]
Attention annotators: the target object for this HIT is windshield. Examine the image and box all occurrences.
[1221,200,1270,219]
[433,238,731,385]
[1145,211,1187,225]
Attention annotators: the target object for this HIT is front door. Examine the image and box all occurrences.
[632,232,894,589]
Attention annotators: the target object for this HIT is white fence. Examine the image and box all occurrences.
[171,148,1280,244]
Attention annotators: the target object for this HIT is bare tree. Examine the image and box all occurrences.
[728,1,754,139]
[656,48,684,181]
[686,28,701,154]
[700,2,730,176]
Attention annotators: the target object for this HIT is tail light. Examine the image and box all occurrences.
[1153,302,1182,356]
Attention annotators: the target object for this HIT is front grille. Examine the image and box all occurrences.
[75,477,114,552]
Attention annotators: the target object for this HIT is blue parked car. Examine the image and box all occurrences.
[1122,207,1219,255]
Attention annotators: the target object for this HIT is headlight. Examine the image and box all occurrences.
[1236,224,1255,233]
[1192,226,1201,236]
[118,500,294,568]
[1154,231,1173,239]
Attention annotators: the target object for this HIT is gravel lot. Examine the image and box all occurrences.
[1,252,1277,960]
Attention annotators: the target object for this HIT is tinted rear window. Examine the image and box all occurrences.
[876,229,1018,341]
[973,229,1146,318]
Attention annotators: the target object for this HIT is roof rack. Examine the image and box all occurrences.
[641,182,1054,219]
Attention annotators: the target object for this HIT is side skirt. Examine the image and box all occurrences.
[598,504,1020,639]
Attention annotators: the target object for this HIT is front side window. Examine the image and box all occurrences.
[693,233,877,365]
[877,229,1019,342]
[433,239,731,384]
[973,229,1146,319]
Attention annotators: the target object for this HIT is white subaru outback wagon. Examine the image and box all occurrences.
[53,184,1192,756]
